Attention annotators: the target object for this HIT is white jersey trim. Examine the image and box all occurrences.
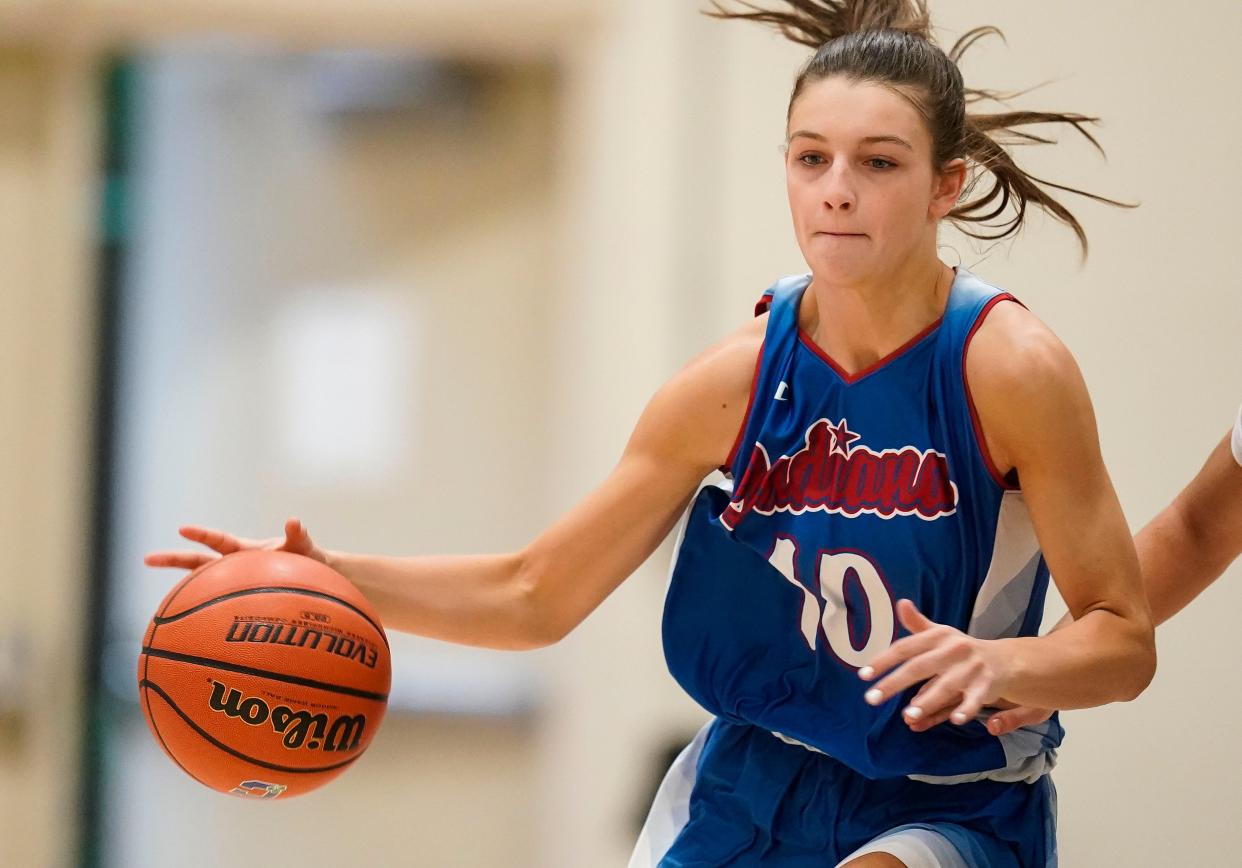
[1232,402,1242,468]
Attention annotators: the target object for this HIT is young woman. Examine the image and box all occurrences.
[147,2,1155,865]
[964,405,1242,738]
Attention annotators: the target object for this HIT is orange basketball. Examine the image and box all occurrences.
[137,550,391,799]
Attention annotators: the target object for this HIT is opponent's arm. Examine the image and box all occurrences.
[1132,431,1242,626]
[146,321,764,652]
[1039,428,1242,630]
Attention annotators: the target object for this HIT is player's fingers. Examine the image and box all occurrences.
[987,713,1020,736]
[903,677,960,726]
[987,706,1053,736]
[948,682,991,726]
[863,639,973,707]
[908,705,956,732]
[895,598,936,633]
[179,526,244,555]
[859,627,951,683]
[906,676,964,729]
[283,517,313,552]
[900,659,984,722]
[144,551,217,570]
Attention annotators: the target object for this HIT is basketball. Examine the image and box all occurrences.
[136,550,391,799]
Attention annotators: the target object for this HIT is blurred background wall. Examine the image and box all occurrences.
[1,1,1240,866]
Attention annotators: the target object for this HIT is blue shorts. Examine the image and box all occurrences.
[630,719,1056,868]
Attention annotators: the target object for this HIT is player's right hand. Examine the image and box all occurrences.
[143,517,326,572]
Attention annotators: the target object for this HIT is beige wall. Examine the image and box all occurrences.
[0,0,591,59]
[3,1,1241,866]
[0,48,100,868]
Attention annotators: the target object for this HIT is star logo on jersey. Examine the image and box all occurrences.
[827,418,860,456]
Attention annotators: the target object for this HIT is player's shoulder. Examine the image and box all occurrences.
[964,295,1098,472]
[632,312,766,472]
[678,311,766,396]
[965,297,1081,404]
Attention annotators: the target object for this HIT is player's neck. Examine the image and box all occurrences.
[801,256,953,378]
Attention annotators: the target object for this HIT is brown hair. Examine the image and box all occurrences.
[706,0,1130,253]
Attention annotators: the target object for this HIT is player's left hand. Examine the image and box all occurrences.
[904,696,1023,734]
[857,599,1015,729]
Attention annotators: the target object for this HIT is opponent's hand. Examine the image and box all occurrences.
[858,599,1016,728]
[143,517,326,572]
[979,704,1055,736]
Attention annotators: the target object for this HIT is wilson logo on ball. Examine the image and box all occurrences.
[207,679,367,753]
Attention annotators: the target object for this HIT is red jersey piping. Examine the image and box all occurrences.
[721,341,765,474]
[963,293,1023,491]
[797,316,944,385]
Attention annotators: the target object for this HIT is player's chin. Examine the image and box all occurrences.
[803,245,876,282]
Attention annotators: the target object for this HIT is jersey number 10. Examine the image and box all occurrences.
[767,537,897,668]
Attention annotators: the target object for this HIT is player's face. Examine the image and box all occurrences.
[784,77,959,285]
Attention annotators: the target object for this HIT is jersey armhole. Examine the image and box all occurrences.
[717,290,775,475]
[963,293,1022,491]
[720,341,764,476]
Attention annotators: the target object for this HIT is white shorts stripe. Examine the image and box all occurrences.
[627,722,712,868]
[838,825,969,868]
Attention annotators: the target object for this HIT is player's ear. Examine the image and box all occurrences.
[931,158,967,219]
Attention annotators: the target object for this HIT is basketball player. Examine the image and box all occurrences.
[147,2,1155,864]
[922,405,1242,738]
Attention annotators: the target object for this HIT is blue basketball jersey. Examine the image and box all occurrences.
[662,267,1063,783]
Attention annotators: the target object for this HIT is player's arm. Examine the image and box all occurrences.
[958,303,1156,709]
[146,320,764,652]
[925,419,1242,736]
[860,303,1156,723]
[1040,428,1242,630]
